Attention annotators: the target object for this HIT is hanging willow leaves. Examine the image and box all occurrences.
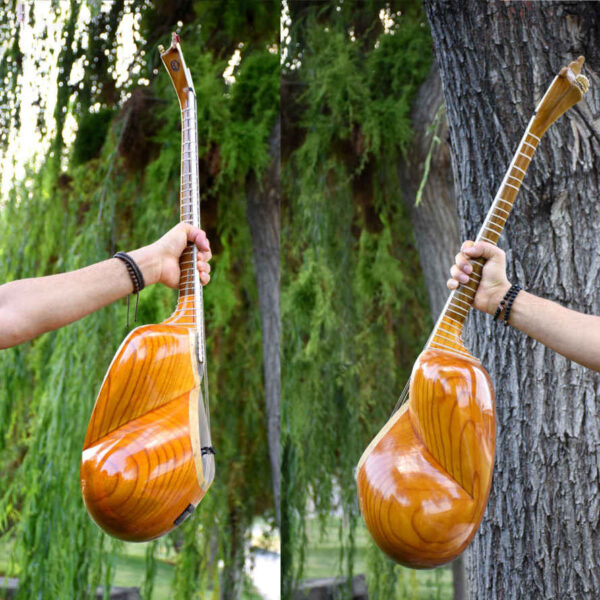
[282,1,434,597]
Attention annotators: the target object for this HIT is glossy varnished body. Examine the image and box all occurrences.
[357,348,495,568]
[81,35,214,542]
[81,322,211,541]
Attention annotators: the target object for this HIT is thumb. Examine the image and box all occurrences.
[462,241,501,261]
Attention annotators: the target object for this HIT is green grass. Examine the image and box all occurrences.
[0,538,264,599]
[112,543,174,599]
[304,517,453,599]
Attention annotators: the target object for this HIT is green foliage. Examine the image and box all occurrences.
[0,1,23,149]
[193,0,279,57]
[0,2,277,599]
[281,1,433,596]
[72,109,116,165]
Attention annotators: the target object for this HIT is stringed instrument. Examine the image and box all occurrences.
[356,57,589,568]
[80,33,215,542]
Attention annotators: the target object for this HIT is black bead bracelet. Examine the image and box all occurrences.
[114,252,146,328]
[493,283,521,325]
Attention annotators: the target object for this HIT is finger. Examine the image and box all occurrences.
[199,271,210,286]
[451,264,469,284]
[186,225,211,252]
[197,261,211,274]
[447,277,459,290]
[462,241,500,261]
[454,252,472,274]
[460,240,475,253]
[199,249,212,263]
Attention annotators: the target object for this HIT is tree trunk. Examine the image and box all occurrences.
[220,505,245,600]
[398,63,467,600]
[399,64,460,320]
[424,1,600,598]
[245,118,281,527]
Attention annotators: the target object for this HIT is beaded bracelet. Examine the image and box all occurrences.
[503,284,521,326]
[493,284,521,325]
[114,252,146,327]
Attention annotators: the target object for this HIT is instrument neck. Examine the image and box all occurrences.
[172,91,206,363]
[427,118,542,356]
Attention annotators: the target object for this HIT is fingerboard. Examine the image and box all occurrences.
[426,124,541,358]
[170,90,206,364]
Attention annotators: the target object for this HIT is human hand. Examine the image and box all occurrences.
[446,241,510,314]
[130,223,212,289]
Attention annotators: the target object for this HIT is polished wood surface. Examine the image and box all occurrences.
[357,348,495,568]
[81,324,209,541]
[158,33,191,110]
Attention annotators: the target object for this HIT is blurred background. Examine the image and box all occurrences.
[0,1,279,599]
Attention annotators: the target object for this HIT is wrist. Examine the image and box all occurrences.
[127,245,161,287]
[486,281,512,315]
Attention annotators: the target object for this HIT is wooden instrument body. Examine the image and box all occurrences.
[81,321,213,541]
[81,34,214,542]
[357,348,495,568]
[356,56,588,569]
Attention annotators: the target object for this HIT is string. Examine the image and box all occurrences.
[389,130,540,419]
[179,90,212,441]
[392,378,411,414]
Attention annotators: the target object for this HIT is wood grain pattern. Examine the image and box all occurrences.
[81,323,213,541]
[357,348,495,568]
[159,38,190,110]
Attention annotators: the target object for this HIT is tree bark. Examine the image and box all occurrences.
[424,2,600,598]
[398,63,466,600]
[246,118,281,527]
[399,64,460,320]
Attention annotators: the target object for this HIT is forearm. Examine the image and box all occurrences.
[504,290,600,372]
[0,246,159,349]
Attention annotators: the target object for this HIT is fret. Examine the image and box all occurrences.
[432,331,462,346]
[512,165,527,176]
[496,198,513,209]
[484,221,504,233]
[452,296,471,309]
[523,140,537,151]
[447,302,468,316]
[443,314,463,327]
[431,324,460,341]
[479,235,496,244]
[461,281,478,292]
[507,174,522,185]
[528,131,541,142]
[445,307,467,322]
[493,205,510,217]
[503,182,520,192]
[454,290,472,303]
[518,151,532,160]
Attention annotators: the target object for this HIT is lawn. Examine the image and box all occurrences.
[0,538,264,599]
[304,517,453,599]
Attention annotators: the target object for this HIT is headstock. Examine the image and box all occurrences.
[531,56,589,138]
[159,32,195,109]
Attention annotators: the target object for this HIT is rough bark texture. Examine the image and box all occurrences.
[246,118,281,527]
[424,2,600,598]
[399,64,466,600]
[399,64,460,321]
